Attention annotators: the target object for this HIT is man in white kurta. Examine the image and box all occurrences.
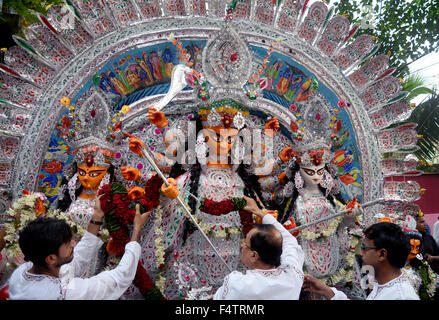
[329,273,419,300]
[303,222,420,300]
[214,197,304,300]
[8,231,140,300]
[8,201,151,300]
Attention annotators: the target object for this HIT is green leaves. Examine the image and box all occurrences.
[334,0,439,78]
[110,181,128,195]
[1,0,65,25]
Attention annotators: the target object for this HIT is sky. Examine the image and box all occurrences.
[408,50,439,105]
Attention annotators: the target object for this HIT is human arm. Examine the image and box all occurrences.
[242,196,304,268]
[64,196,106,277]
[302,275,349,300]
[425,254,439,264]
[64,205,151,300]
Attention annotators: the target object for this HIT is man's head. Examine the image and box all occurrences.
[415,214,427,234]
[19,217,75,269]
[240,224,282,269]
[360,222,410,269]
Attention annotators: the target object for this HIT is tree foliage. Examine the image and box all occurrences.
[0,0,65,25]
[333,0,439,78]
[408,93,439,166]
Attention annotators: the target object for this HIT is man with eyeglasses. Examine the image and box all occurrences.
[213,196,304,300]
[302,222,420,300]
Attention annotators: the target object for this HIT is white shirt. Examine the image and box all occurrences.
[433,219,439,247]
[330,273,420,300]
[214,214,304,300]
[8,232,141,300]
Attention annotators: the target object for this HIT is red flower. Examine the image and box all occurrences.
[43,160,63,174]
[239,210,254,237]
[200,199,236,216]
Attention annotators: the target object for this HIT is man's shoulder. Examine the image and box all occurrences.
[9,264,63,300]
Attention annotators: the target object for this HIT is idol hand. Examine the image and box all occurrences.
[123,132,144,157]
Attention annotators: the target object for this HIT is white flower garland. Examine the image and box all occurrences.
[154,206,166,295]
[192,214,241,238]
[321,236,360,286]
[300,215,344,240]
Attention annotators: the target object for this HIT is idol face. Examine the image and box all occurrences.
[408,238,421,260]
[203,127,239,163]
[77,165,108,190]
[299,163,326,187]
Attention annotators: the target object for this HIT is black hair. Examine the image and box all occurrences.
[250,224,282,267]
[57,163,115,212]
[363,222,410,268]
[277,161,346,224]
[18,217,73,267]
[169,115,266,242]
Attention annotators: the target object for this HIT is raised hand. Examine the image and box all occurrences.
[279,146,295,162]
[131,204,153,242]
[121,166,141,181]
[148,107,168,128]
[264,117,280,137]
[242,196,265,218]
[160,178,179,199]
[124,132,144,157]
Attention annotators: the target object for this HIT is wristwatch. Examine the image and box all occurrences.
[89,219,104,226]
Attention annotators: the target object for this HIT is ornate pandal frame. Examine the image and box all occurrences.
[11,17,382,225]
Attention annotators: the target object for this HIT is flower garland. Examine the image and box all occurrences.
[299,205,363,241]
[191,213,242,239]
[324,235,360,287]
[3,192,109,261]
[154,206,166,295]
[300,215,344,241]
[198,197,254,237]
[416,259,437,300]
[98,174,165,300]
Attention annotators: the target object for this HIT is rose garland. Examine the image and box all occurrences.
[198,197,254,237]
[98,174,165,300]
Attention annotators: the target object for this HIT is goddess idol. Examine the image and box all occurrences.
[274,94,366,299]
[56,92,133,276]
[122,23,289,299]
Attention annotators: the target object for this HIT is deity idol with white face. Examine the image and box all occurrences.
[273,99,365,299]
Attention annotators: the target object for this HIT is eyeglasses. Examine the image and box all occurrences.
[302,167,325,176]
[240,239,252,250]
[360,244,377,251]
